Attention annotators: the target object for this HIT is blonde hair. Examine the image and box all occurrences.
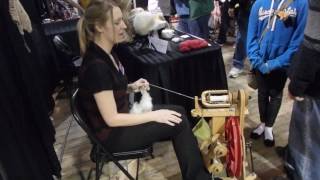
[77,0,116,55]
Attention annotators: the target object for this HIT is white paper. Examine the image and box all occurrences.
[149,36,168,54]
[148,0,162,14]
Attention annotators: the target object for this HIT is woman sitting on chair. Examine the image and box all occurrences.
[77,1,211,179]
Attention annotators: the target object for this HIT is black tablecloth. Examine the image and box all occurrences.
[117,41,228,117]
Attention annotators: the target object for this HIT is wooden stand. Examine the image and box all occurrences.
[191,90,256,180]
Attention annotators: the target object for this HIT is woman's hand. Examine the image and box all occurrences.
[130,78,150,92]
[150,110,182,126]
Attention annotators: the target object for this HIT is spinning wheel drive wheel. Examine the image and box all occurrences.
[225,116,243,178]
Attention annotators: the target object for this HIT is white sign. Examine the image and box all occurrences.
[148,0,162,14]
[148,36,168,54]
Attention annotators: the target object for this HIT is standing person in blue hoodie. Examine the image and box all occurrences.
[247,0,307,146]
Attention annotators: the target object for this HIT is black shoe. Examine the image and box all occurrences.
[250,123,265,139]
[250,131,263,139]
[264,138,275,147]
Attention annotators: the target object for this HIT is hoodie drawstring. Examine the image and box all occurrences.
[271,0,286,31]
[267,0,275,29]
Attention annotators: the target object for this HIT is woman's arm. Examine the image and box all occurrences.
[246,0,263,69]
[266,1,308,71]
[94,90,182,127]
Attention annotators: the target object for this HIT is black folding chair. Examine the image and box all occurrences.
[70,89,153,180]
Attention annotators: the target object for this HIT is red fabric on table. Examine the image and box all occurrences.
[178,39,208,52]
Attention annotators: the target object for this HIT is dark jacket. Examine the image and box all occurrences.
[288,0,320,98]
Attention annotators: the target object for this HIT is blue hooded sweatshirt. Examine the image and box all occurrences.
[247,0,308,74]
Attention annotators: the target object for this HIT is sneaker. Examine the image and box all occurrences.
[228,67,243,78]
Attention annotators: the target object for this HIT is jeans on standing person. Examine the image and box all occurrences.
[177,15,191,34]
[256,69,287,127]
[217,2,229,43]
[232,12,249,69]
[287,98,320,180]
[189,14,211,39]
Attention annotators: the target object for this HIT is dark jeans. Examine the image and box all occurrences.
[103,105,211,180]
[217,2,229,43]
[177,16,191,34]
[232,12,249,69]
[189,14,211,39]
[287,98,320,180]
[256,69,287,127]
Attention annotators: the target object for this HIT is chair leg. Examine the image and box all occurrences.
[95,153,103,180]
[99,161,105,178]
[87,168,93,180]
[95,160,100,180]
[111,160,135,180]
[136,158,140,180]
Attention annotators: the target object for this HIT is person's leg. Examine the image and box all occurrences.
[166,106,211,180]
[264,69,287,127]
[263,69,287,146]
[188,18,201,38]
[103,105,211,180]
[177,16,190,34]
[231,31,243,69]
[265,90,283,127]
[288,98,320,180]
[228,31,244,77]
[216,2,229,44]
[194,14,210,39]
[256,71,269,124]
[231,13,249,71]
[250,71,269,139]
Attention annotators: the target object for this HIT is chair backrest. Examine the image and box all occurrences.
[71,89,151,180]
[71,88,112,155]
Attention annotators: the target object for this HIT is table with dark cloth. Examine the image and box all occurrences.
[117,39,228,119]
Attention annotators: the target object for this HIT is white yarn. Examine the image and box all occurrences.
[130,91,153,114]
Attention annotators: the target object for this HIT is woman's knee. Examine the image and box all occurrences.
[168,105,187,115]
[154,105,190,131]
[162,105,189,130]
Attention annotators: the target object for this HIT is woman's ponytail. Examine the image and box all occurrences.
[77,0,117,55]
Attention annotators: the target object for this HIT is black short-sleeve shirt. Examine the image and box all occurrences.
[78,42,129,141]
